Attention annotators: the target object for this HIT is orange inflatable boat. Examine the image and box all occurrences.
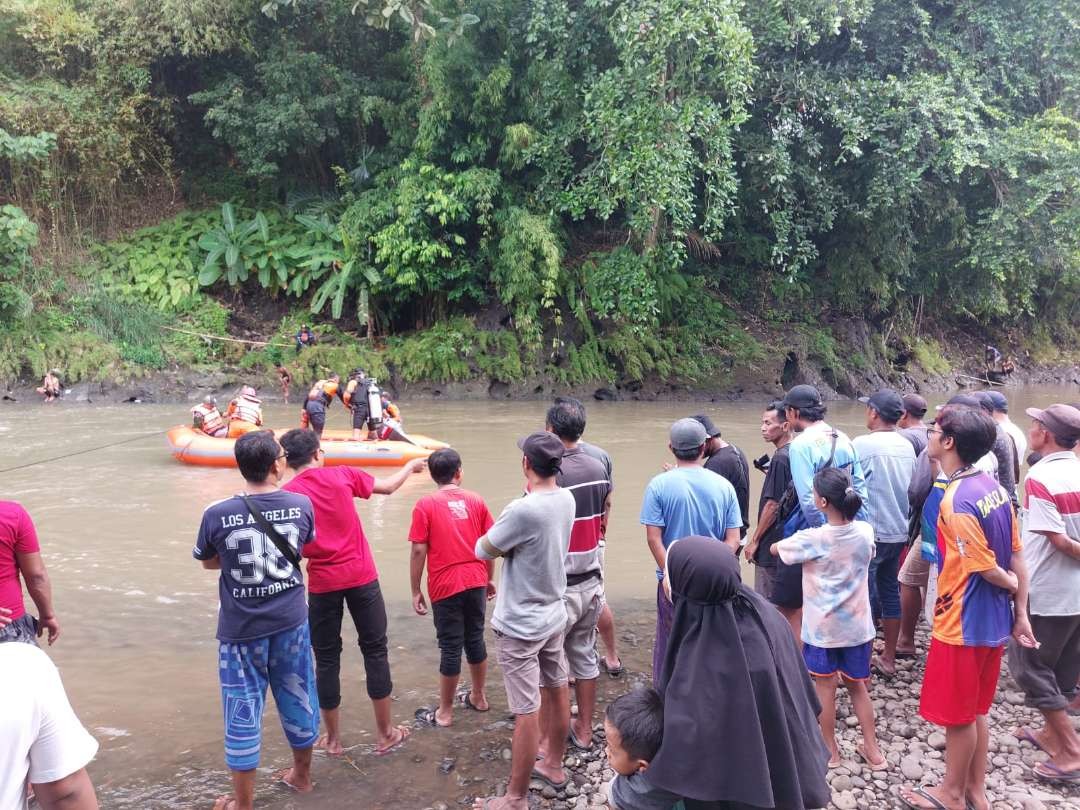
[166,425,448,468]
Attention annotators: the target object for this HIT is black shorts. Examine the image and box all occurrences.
[768,557,803,610]
[432,586,488,676]
[305,401,326,433]
[351,404,378,430]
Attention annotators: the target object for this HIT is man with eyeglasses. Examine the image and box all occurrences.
[900,405,1035,810]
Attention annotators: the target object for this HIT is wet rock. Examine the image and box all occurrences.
[439,757,456,774]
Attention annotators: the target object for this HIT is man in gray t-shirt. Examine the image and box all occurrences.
[854,390,915,677]
[475,432,576,809]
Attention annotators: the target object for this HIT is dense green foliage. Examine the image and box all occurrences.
[1,0,1077,385]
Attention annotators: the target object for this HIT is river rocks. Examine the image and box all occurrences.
[900,755,924,780]
[928,731,947,751]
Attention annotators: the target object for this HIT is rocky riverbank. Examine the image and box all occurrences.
[428,623,1080,810]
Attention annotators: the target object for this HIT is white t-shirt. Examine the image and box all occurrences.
[0,643,98,809]
[775,520,877,648]
[1023,452,1080,616]
[1003,418,1028,465]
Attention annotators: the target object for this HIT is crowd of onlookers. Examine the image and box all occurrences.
[2,388,1079,810]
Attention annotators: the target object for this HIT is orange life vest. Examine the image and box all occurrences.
[228,394,263,426]
[191,403,227,436]
[307,379,339,405]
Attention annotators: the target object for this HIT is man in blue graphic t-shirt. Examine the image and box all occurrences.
[193,430,319,810]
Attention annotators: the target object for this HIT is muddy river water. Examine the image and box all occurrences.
[1,386,1076,808]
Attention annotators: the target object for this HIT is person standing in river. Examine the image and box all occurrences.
[192,430,319,810]
[0,499,60,646]
[542,399,612,751]
[640,418,742,683]
[408,448,495,728]
[473,432,575,810]
[555,396,624,678]
[279,428,425,758]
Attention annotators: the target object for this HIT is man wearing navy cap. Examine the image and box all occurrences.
[983,391,1027,471]
[855,389,916,676]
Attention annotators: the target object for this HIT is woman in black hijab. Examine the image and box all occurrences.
[609,537,830,810]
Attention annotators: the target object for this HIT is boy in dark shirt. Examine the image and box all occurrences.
[193,430,319,810]
[692,414,750,537]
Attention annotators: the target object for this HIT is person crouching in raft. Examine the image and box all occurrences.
[192,396,228,438]
[225,385,263,438]
[300,373,340,438]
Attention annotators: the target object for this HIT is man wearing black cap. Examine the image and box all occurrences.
[780,385,868,642]
[692,413,751,540]
[899,393,930,455]
[474,433,577,807]
[973,391,1019,505]
[1008,404,1080,781]
[854,390,916,676]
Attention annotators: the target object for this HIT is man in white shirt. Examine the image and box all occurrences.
[986,390,1027,470]
[1008,405,1080,781]
[0,642,99,810]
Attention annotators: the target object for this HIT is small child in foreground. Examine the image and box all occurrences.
[772,466,886,770]
[604,687,664,809]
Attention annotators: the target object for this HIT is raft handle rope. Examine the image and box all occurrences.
[0,428,168,475]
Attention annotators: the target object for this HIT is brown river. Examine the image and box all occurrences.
[1,386,1076,808]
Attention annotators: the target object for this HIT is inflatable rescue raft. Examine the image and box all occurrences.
[167,425,448,468]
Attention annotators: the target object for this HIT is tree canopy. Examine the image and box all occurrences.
[1,0,1077,382]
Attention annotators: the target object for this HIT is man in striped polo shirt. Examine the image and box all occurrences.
[543,399,612,751]
[1009,404,1080,781]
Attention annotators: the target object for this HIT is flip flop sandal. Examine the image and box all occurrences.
[567,728,592,751]
[272,769,313,792]
[870,657,896,680]
[1033,761,1080,782]
[530,769,569,791]
[895,651,917,660]
[600,659,625,678]
[459,693,490,712]
[856,743,888,771]
[1013,727,1047,753]
[374,726,410,757]
[414,707,439,727]
[899,786,950,810]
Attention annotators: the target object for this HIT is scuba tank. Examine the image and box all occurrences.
[366,379,384,425]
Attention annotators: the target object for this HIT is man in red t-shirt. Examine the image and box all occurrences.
[0,500,60,646]
[408,448,495,727]
[279,429,426,757]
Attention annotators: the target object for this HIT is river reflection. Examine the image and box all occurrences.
[1,386,1075,807]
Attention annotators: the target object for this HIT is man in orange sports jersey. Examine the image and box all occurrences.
[900,405,1036,810]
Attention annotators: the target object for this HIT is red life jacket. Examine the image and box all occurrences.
[191,403,227,436]
[229,394,262,425]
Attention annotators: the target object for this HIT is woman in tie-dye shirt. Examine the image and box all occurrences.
[773,467,884,770]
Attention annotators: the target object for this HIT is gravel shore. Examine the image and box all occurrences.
[442,624,1080,810]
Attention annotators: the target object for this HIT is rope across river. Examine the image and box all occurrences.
[0,428,168,475]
